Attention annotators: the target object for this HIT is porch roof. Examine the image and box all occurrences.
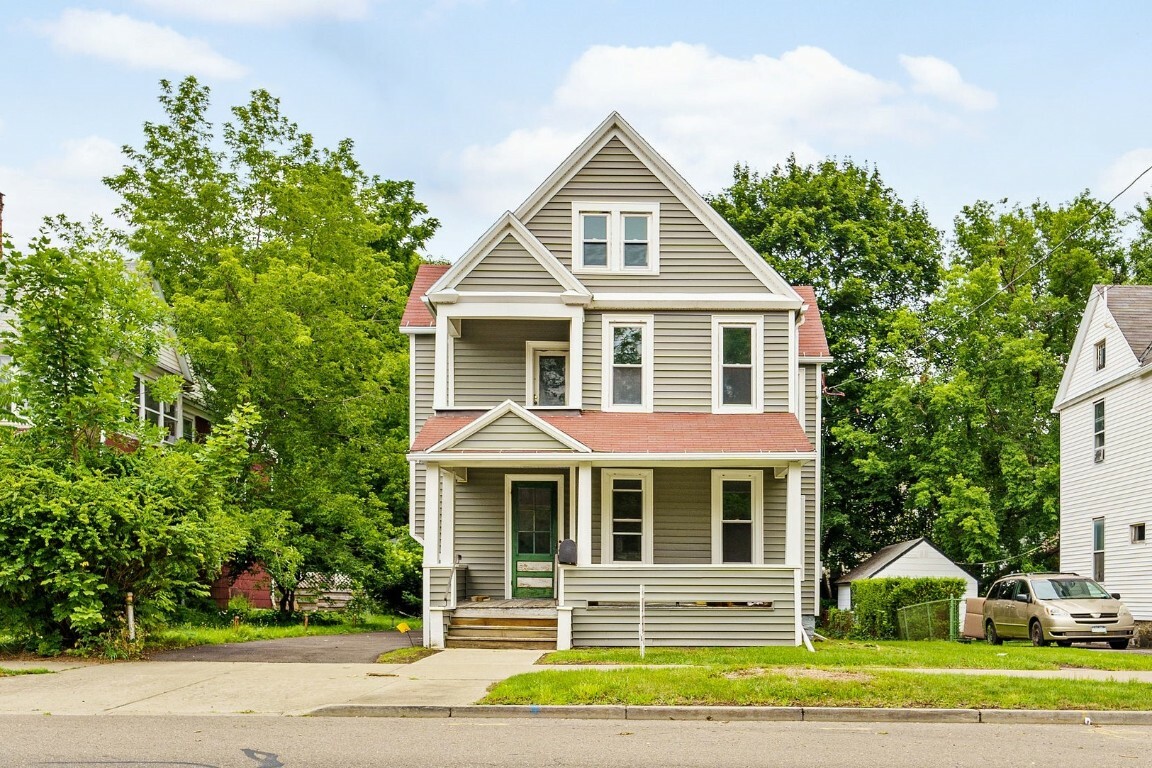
[411,410,814,454]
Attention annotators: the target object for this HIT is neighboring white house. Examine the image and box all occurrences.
[1052,284,1152,623]
[834,537,978,610]
[401,113,832,649]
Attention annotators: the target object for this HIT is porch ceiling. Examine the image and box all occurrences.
[411,410,814,454]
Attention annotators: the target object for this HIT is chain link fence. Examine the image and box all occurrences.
[896,598,961,641]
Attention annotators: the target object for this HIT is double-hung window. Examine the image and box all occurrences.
[601,469,653,563]
[711,470,764,564]
[1093,517,1105,581]
[525,341,569,407]
[712,317,764,413]
[130,375,182,442]
[1094,339,1106,370]
[1093,400,1105,463]
[572,202,659,274]
[603,316,653,412]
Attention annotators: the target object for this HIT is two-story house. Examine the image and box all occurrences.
[1053,285,1152,632]
[401,114,830,649]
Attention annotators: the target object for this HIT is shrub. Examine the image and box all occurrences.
[850,577,967,640]
[820,608,855,639]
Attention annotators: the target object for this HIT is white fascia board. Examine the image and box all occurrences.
[1053,291,1100,410]
[437,302,583,320]
[512,113,800,302]
[1052,363,1152,413]
[399,326,436,335]
[423,399,592,454]
[590,293,802,311]
[407,451,818,465]
[799,355,834,364]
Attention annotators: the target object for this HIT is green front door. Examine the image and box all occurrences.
[511,481,558,598]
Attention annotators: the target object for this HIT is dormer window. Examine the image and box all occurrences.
[1095,339,1106,370]
[572,202,659,274]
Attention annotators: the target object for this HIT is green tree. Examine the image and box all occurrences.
[841,195,1129,574]
[0,218,251,652]
[709,158,943,576]
[106,78,436,611]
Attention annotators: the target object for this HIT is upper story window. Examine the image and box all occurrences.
[572,202,659,274]
[1095,339,1106,370]
[1093,400,1105,463]
[712,317,764,413]
[129,375,182,442]
[602,316,653,412]
[525,341,569,408]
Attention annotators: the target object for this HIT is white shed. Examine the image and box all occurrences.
[835,538,978,610]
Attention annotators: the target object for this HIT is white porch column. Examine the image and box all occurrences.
[439,470,455,565]
[568,312,584,409]
[786,462,805,646]
[423,463,441,567]
[576,462,593,565]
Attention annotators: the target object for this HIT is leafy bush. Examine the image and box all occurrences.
[850,577,967,640]
[820,608,855,639]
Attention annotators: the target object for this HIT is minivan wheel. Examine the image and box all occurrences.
[1109,639,1130,650]
[1029,620,1048,647]
[985,619,1002,645]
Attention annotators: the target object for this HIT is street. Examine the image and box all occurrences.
[3,715,1149,768]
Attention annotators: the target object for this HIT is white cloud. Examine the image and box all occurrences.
[1097,148,1152,207]
[435,43,992,259]
[135,0,371,24]
[899,55,996,111]
[39,9,246,79]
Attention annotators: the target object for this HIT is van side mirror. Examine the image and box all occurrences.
[1111,592,1121,600]
[1014,593,1031,603]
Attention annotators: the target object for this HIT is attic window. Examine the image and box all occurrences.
[572,202,659,274]
[1095,340,1106,370]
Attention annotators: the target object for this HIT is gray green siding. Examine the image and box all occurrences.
[652,469,710,564]
[524,137,774,294]
[563,566,797,646]
[454,235,566,292]
[413,334,435,438]
[453,319,568,407]
[450,412,577,452]
[763,312,791,411]
[652,315,711,412]
[764,474,787,563]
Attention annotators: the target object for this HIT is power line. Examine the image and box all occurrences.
[824,161,1152,398]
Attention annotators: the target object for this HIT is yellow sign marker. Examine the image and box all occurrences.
[396,622,410,634]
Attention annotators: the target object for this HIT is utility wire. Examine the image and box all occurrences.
[824,161,1152,398]
[955,535,1060,570]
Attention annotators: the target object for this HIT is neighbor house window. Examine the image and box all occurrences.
[601,469,653,564]
[525,342,569,407]
[711,470,764,564]
[1093,517,1105,581]
[1132,523,1146,544]
[1093,400,1105,463]
[572,202,659,273]
[602,316,653,412]
[1095,339,1106,370]
[712,317,764,412]
[130,375,181,442]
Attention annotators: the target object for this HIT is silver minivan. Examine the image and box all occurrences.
[983,573,1135,648]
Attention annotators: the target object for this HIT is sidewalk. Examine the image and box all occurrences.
[4,651,1152,723]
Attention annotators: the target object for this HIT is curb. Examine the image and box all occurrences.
[306,704,1152,725]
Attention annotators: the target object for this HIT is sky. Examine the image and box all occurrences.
[3,1,1152,261]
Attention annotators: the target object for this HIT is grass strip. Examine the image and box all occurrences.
[542,640,1152,671]
[148,615,420,651]
[376,647,440,664]
[0,667,52,677]
[484,666,1152,710]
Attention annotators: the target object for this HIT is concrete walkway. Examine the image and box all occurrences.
[4,651,1152,722]
[0,649,544,716]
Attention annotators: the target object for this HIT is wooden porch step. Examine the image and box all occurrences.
[451,616,557,628]
[448,626,557,640]
[445,637,556,650]
[452,607,557,620]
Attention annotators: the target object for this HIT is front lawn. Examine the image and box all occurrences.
[483,666,1152,710]
[542,640,1152,671]
[146,613,420,653]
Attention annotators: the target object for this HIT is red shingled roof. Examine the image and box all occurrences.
[400,264,449,329]
[794,285,831,359]
[412,410,814,454]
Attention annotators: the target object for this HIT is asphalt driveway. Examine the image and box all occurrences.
[147,631,413,663]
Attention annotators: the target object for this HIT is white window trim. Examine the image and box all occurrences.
[525,341,570,408]
[600,468,654,564]
[571,201,660,275]
[711,316,764,414]
[1093,399,1105,463]
[1131,523,1146,545]
[133,374,185,441]
[710,470,764,565]
[602,315,654,413]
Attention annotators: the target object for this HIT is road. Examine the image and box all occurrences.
[3,715,1149,768]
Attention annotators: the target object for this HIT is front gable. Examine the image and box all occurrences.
[515,114,799,300]
[1054,288,1142,410]
[427,400,590,454]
